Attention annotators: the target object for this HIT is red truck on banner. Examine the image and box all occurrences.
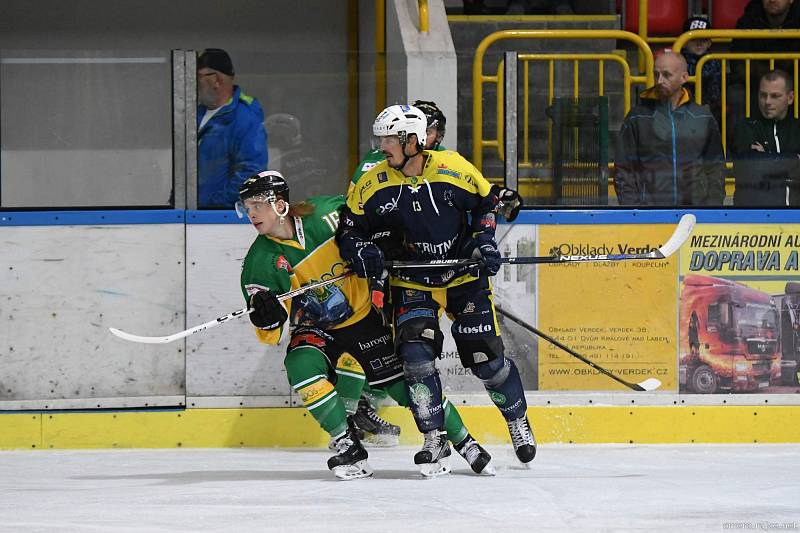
[679,275,781,393]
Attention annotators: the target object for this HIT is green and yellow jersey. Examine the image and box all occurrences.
[240,195,371,344]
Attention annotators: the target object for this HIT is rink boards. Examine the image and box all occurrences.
[2,209,800,448]
[3,405,800,449]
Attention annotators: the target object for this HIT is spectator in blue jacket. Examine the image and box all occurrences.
[197,49,268,208]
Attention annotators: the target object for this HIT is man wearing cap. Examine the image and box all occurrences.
[197,48,268,208]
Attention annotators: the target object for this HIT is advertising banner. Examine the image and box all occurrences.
[537,223,679,391]
[679,224,800,394]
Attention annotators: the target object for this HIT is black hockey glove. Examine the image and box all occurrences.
[249,289,288,330]
[354,243,385,279]
[496,187,523,222]
[478,242,502,276]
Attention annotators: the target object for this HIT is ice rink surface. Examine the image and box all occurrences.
[1,444,798,533]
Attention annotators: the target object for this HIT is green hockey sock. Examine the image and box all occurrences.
[334,353,366,415]
[284,346,348,437]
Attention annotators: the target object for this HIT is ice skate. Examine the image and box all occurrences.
[507,416,537,465]
[454,434,496,476]
[327,416,364,450]
[327,428,373,480]
[414,429,451,478]
[352,398,400,447]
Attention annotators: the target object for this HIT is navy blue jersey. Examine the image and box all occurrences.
[338,150,499,289]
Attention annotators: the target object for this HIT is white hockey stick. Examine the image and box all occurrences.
[109,272,353,344]
[387,213,696,269]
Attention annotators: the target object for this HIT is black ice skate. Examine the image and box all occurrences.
[328,416,364,450]
[414,429,451,478]
[454,434,496,476]
[507,416,537,465]
[352,398,400,447]
[327,428,373,480]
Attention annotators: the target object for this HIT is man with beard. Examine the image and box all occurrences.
[614,50,725,206]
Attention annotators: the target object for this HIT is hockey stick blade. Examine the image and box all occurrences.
[109,272,353,344]
[386,213,696,269]
[496,305,661,392]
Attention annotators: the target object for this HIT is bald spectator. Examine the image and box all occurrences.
[615,50,725,205]
[197,48,268,209]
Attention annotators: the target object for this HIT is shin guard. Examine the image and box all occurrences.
[472,356,527,421]
[400,342,445,432]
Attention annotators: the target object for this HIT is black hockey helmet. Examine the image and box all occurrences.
[238,170,289,203]
[412,100,446,134]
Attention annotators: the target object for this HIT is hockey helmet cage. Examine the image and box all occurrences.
[372,104,427,148]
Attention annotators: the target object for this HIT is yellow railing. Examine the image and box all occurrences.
[494,53,632,168]
[472,29,654,173]
[693,52,800,155]
[419,0,429,33]
[474,28,800,180]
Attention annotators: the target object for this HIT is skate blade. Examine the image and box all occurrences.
[477,460,497,476]
[332,459,374,481]
[510,457,535,470]
[362,432,400,448]
[419,457,451,478]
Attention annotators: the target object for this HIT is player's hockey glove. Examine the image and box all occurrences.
[477,242,502,276]
[249,289,288,330]
[354,242,385,279]
[496,186,523,222]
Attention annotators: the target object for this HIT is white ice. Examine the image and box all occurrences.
[1,444,798,533]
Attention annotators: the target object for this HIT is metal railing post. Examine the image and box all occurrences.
[504,52,518,192]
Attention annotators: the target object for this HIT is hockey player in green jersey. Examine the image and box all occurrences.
[238,170,495,479]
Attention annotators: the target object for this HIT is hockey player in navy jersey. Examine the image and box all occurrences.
[349,100,523,221]
[336,105,537,472]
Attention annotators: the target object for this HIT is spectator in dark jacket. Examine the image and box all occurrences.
[615,50,726,206]
[732,69,800,206]
[730,0,800,120]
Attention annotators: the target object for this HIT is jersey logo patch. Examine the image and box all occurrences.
[437,167,460,179]
[362,162,377,171]
[377,171,388,183]
[276,255,291,272]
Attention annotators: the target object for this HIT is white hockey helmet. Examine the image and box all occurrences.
[372,104,427,148]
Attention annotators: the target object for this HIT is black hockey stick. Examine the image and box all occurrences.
[495,305,661,392]
[386,213,695,269]
[109,272,354,344]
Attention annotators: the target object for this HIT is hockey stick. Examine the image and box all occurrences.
[386,213,695,269]
[495,305,661,392]
[108,272,354,344]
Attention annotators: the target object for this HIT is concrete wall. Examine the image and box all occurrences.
[386,0,459,151]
